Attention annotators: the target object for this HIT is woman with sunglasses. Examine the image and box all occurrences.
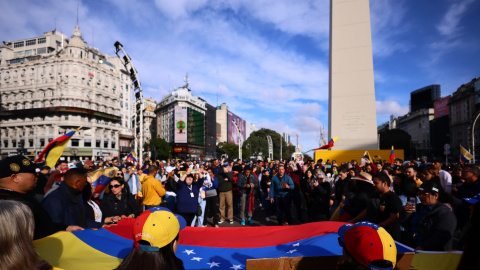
[100,177,140,224]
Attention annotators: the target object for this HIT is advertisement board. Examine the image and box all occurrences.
[227,111,246,145]
[174,106,188,143]
[434,96,450,118]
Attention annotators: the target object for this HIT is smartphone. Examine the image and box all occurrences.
[409,197,416,212]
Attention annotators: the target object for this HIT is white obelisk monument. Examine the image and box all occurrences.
[328,0,378,150]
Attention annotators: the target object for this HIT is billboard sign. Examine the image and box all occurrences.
[434,96,450,118]
[227,111,246,145]
[174,106,188,143]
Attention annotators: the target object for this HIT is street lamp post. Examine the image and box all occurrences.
[472,112,480,163]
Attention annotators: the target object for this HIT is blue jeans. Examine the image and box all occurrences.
[191,197,206,227]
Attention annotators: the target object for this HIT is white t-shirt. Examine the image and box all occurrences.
[439,170,452,193]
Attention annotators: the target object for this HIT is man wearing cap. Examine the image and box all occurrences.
[42,168,96,229]
[337,222,397,270]
[403,181,456,251]
[0,155,80,239]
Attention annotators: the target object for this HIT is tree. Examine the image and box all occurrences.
[304,154,313,161]
[217,142,240,160]
[244,128,289,160]
[149,138,172,160]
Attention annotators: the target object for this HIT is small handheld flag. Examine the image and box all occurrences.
[363,151,373,163]
[126,151,137,162]
[460,145,473,165]
[35,127,81,168]
[389,146,395,164]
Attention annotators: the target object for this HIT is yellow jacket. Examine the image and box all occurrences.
[142,175,166,206]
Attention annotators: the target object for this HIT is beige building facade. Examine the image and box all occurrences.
[0,26,134,160]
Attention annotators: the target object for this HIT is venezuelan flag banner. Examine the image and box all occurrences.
[88,167,118,194]
[35,127,81,168]
[34,220,417,270]
[389,146,395,164]
[460,145,473,165]
[126,151,137,162]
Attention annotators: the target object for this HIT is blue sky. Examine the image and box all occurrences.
[1,0,479,152]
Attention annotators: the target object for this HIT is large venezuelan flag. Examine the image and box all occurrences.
[88,167,118,194]
[34,220,420,270]
[35,127,81,168]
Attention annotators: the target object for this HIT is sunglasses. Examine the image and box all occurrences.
[109,184,122,189]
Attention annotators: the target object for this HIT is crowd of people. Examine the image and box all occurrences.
[1,153,480,269]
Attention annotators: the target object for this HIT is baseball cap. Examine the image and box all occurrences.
[462,193,480,204]
[133,207,186,251]
[0,155,42,178]
[338,222,397,270]
[418,181,443,194]
[351,172,373,185]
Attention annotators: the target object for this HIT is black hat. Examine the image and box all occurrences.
[419,181,443,194]
[0,155,42,178]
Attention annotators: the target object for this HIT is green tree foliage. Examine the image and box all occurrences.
[304,154,313,161]
[243,128,289,160]
[379,129,411,159]
[216,142,241,159]
[149,138,172,160]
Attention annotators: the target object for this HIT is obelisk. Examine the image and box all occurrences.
[328,0,378,150]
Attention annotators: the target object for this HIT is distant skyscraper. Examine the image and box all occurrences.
[282,132,290,144]
[410,85,441,112]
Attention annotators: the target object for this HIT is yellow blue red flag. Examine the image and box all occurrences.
[35,127,81,168]
[88,167,118,194]
[460,145,473,165]
[126,151,137,162]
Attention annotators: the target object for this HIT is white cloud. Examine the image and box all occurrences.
[436,0,474,37]
[297,103,322,116]
[375,100,409,117]
[154,0,208,20]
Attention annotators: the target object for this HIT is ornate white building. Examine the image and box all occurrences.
[0,26,134,160]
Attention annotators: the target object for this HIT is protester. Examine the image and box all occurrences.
[142,165,166,210]
[203,168,219,227]
[176,170,205,226]
[238,168,259,225]
[309,170,331,221]
[218,164,234,224]
[100,177,140,224]
[42,168,96,229]
[0,200,48,270]
[44,160,68,193]
[402,181,457,251]
[337,222,397,270]
[116,207,186,270]
[0,155,82,239]
[269,165,294,225]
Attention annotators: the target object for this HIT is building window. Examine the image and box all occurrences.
[84,139,91,147]
[71,139,79,147]
[112,141,116,149]
[104,141,109,148]
[26,39,36,46]
[14,41,24,48]
[40,138,45,147]
[29,139,33,147]
[37,47,47,54]
[3,140,7,148]
[12,140,16,147]
[96,140,101,147]
[48,138,53,142]
[38,37,46,44]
